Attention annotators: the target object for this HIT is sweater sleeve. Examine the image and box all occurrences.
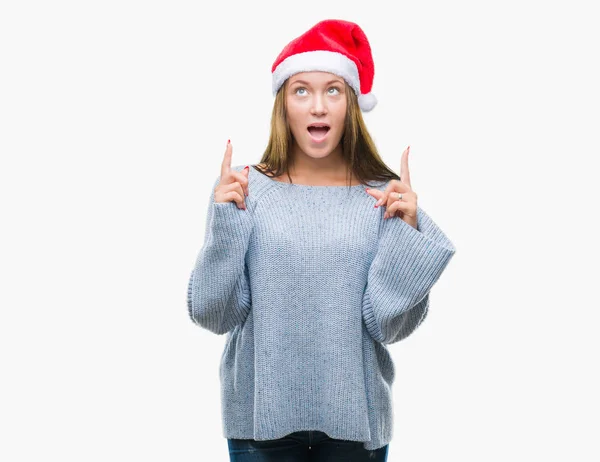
[361,205,456,345]
[187,174,254,335]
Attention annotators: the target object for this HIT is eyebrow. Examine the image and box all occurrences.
[290,79,344,86]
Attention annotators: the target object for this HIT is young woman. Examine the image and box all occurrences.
[187,19,456,462]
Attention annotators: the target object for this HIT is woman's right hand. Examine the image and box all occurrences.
[214,140,249,210]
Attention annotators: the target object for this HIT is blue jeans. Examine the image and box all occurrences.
[227,430,389,461]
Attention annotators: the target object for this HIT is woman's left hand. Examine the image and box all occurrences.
[365,145,418,229]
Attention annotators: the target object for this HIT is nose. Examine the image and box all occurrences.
[310,94,327,115]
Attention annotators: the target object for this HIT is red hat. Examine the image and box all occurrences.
[271,19,377,112]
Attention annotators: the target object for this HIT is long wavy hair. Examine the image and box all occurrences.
[253,78,401,189]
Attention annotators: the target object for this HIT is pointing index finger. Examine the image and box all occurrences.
[400,145,411,189]
[221,140,232,179]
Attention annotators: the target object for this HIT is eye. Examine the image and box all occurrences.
[294,86,341,96]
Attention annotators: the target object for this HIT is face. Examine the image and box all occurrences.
[285,71,347,160]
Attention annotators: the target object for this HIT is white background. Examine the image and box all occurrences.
[1,1,599,461]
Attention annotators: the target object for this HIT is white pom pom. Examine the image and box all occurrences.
[358,92,377,112]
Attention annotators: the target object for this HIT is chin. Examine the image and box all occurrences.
[300,144,337,158]
[295,136,342,158]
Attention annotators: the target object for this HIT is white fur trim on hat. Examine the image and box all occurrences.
[272,50,361,96]
[358,92,377,112]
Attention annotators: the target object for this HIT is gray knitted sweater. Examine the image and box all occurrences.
[187,164,456,450]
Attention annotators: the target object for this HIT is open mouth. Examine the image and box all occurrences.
[307,124,330,143]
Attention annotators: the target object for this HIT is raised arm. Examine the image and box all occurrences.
[361,205,456,344]
[187,143,253,334]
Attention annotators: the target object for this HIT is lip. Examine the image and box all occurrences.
[307,124,330,144]
[307,129,329,144]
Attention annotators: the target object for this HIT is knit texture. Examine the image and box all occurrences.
[187,164,456,450]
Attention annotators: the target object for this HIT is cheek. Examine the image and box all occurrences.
[287,116,302,134]
[286,107,305,134]
[334,113,347,131]
[285,103,299,123]
[333,102,347,125]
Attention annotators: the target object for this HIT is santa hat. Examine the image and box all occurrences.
[271,19,378,112]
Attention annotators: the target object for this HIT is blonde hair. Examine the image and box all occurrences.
[254,79,400,189]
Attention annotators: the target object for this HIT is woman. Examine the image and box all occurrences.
[187,19,456,462]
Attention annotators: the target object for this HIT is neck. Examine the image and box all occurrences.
[288,142,352,182]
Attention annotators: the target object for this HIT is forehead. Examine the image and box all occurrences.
[288,71,344,84]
